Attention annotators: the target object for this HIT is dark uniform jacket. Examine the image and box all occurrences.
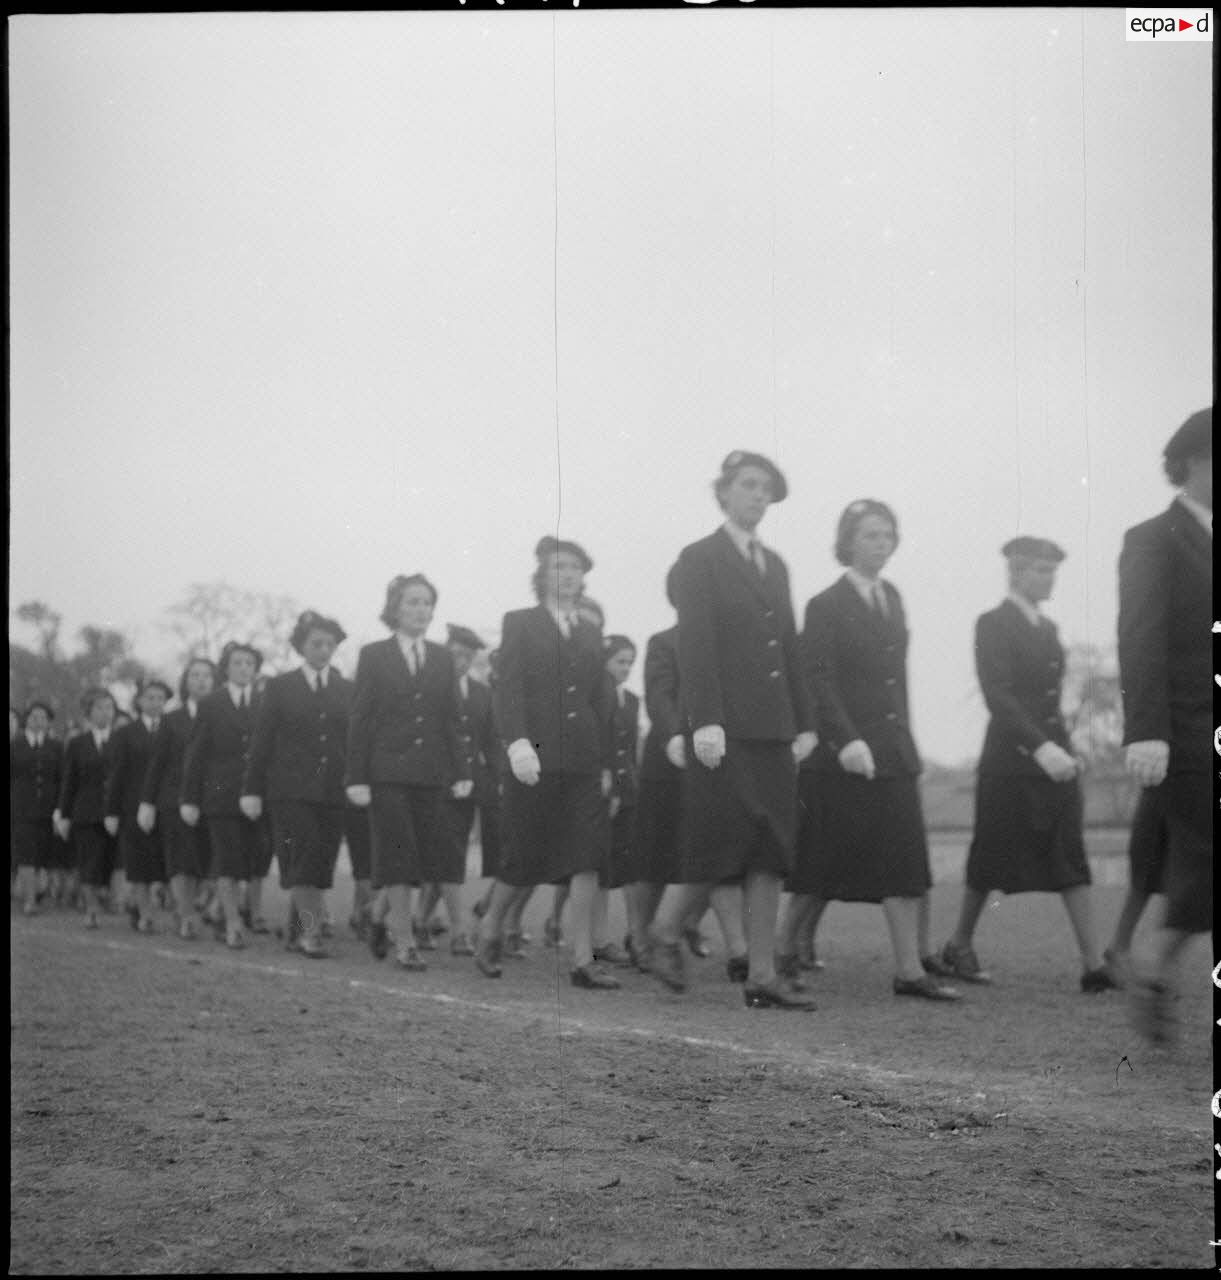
[803,575,920,777]
[609,686,641,809]
[11,734,63,822]
[345,638,469,789]
[105,719,165,819]
[58,731,115,824]
[673,527,815,742]
[243,667,352,806]
[494,605,613,776]
[1118,501,1212,775]
[454,676,499,799]
[181,688,262,815]
[141,706,198,812]
[639,627,683,783]
[974,599,1070,777]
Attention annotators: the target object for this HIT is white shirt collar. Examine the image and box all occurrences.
[459,673,469,699]
[1176,491,1212,536]
[27,731,44,748]
[303,665,327,690]
[228,682,249,707]
[844,567,885,603]
[547,604,578,635]
[186,698,198,718]
[722,520,763,558]
[92,728,109,747]
[1006,591,1042,627]
[142,715,160,733]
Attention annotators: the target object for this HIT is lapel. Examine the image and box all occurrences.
[836,574,892,640]
[386,634,416,690]
[714,526,772,609]
[1166,501,1211,581]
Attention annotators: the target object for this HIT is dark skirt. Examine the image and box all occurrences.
[630,776,683,885]
[271,800,345,890]
[1161,772,1210,935]
[965,774,1090,895]
[160,807,211,880]
[13,819,57,871]
[793,769,932,902]
[600,806,635,890]
[120,821,165,885]
[344,805,372,881]
[499,771,608,887]
[1126,784,1169,896]
[677,739,797,884]
[369,784,463,888]
[444,795,478,866]
[74,823,118,888]
[477,791,503,879]
[207,814,272,881]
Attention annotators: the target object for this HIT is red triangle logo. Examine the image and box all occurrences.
[1178,18,1194,30]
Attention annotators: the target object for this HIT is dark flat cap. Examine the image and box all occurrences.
[1002,536,1066,563]
[136,678,174,701]
[446,624,486,652]
[534,536,594,572]
[719,450,788,502]
[1163,407,1212,463]
[22,699,55,723]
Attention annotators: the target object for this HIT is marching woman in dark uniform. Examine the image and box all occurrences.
[12,701,63,916]
[648,451,818,1009]
[180,642,267,949]
[789,499,960,1002]
[345,575,471,971]
[105,679,172,933]
[469,647,506,927]
[242,611,350,960]
[474,536,617,989]
[140,657,217,939]
[939,538,1115,991]
[412,623,493,957]
[589,635,640,966]
[55,688,119,929]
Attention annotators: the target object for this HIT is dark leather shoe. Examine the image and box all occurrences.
[648,937,687,992]
[726,955,749,984]
[571,963,621,990]
[938,941,992,984]
[682,926,711,958]
[592,941,633,967]
[921,952,956,979]
[796,947,826,972]
[893,974,962,1001]
[502,931,528,960]
[775,954,810,991]
[127,900,141,931]
[744,981,817,1011]
[412,922,437,951]
[395,946,427,971]
[1081,965,1119,994]
[368,920,389,961]
[474,938,503,978]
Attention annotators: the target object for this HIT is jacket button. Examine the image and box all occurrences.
[768,639,779,648]
[567,712,577,719]
[567,686,577,693]
[769,671,781,679]
[415,738,423,746]
[886,678,896,686]
[887,713,898,721]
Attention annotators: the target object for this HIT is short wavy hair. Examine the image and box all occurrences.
[380,574,438,628]
[834,499,899,566]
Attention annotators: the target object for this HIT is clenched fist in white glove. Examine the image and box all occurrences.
[693,725,726,770]
[838,739,876,780]
[665,735,687,769]
[508,739,542,787]
[1124,740,1169,788]
[1033,741,1078,783]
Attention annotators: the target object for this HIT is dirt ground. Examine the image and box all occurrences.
[9,843,1215,1272]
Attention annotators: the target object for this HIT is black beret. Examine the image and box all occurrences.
[218,640,264,675]
[1002,536,1066,563]
[1163,407,1212,464]
[602,633,635,657]
[291,610,347,653]
[534,536,594,572]
[719,450,788,502]
[22,699,55,723]
[446,623,486,652]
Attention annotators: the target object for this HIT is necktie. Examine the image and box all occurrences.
[871,583,888,618]
[747,539,766,577]
[240,688,248,709]
[415,642,424,673]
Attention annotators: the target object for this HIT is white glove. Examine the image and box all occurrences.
[239,795,263,821]
[508,739,542,786]
[693,724,726,770]
[1124,740,1169,788]
[54,814,71,842]
[1033,741,1078,783]
[103,816,120,838]
[179,803,201,828]
[665,735,687,769]
[345,784,372,808]
[450,779,474,800]
[600,769,614,798]
[792,731,817,764]
[838,739,876,780]
[136,802,157,834]
[609,794,622,820]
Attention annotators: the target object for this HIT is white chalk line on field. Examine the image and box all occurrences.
[13,923,1204,1135]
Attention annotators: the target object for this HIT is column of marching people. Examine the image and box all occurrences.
[11,410,1211,1042]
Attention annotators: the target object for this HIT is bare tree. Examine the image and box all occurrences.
[165,581,302,674]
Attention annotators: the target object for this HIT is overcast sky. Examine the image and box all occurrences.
[8,8,1213,762]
